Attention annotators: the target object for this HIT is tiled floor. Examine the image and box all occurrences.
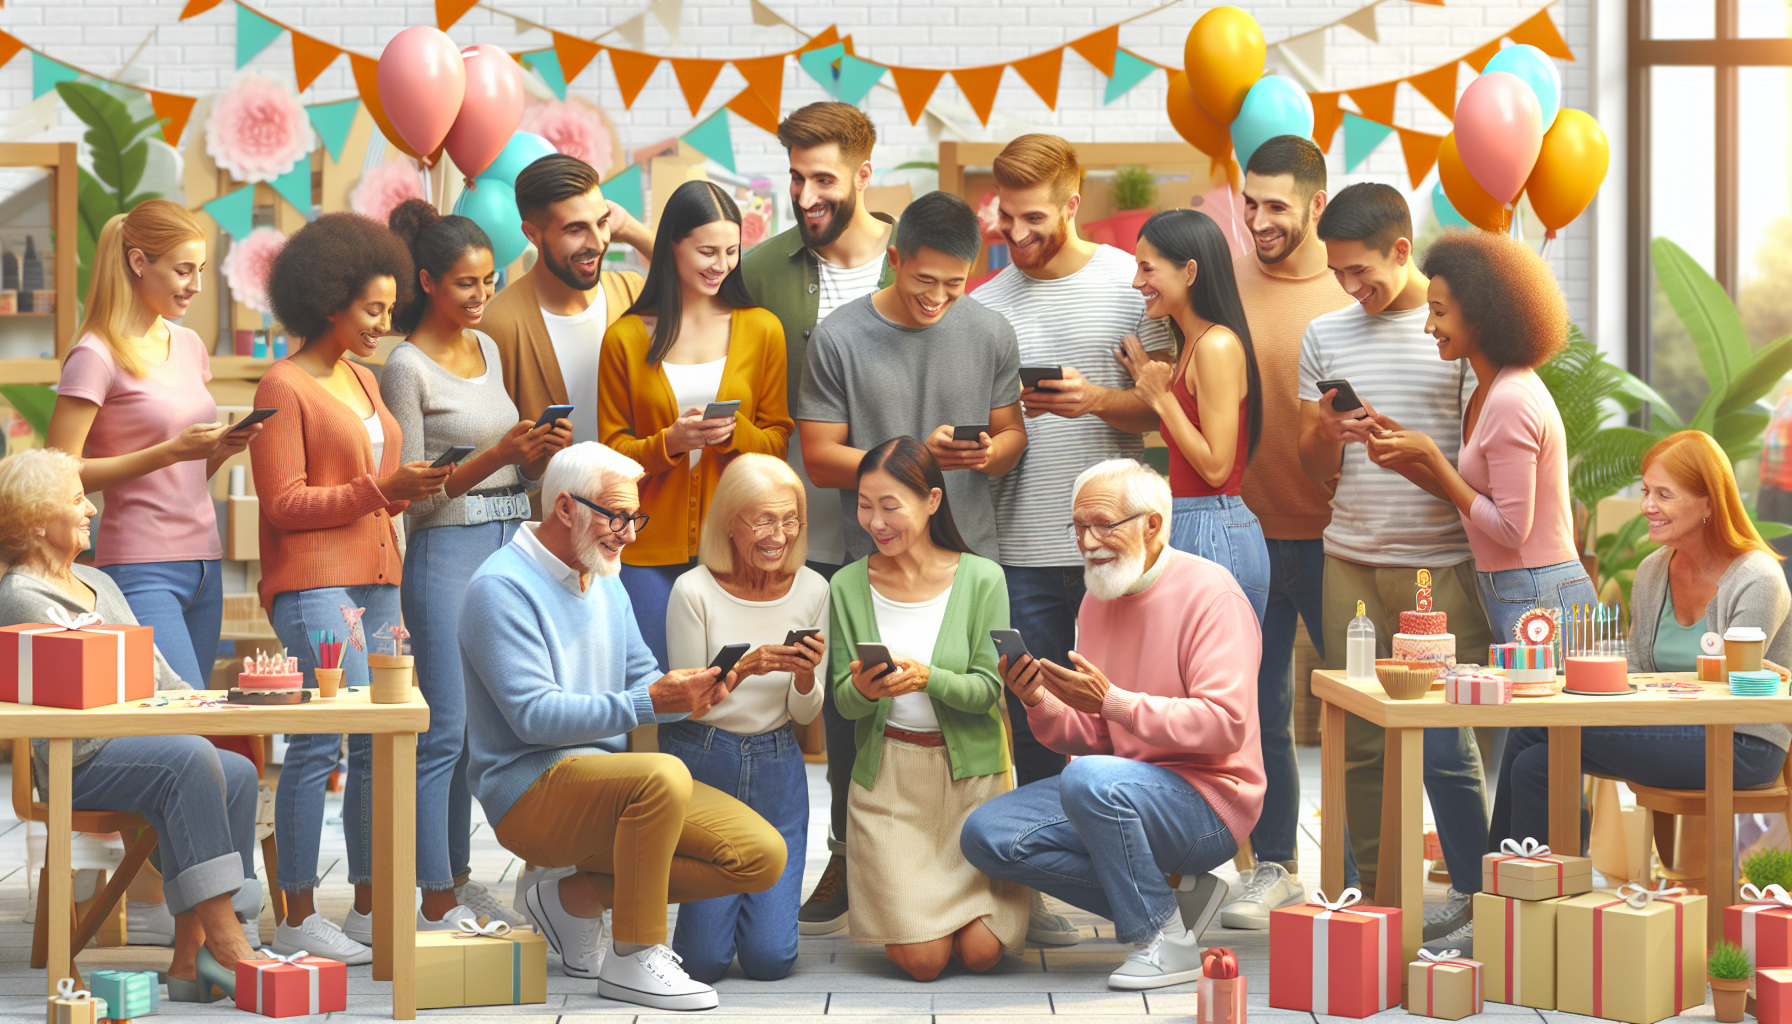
[0,747,1720,1023]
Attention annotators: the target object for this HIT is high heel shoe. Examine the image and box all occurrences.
[165,946,236,1002]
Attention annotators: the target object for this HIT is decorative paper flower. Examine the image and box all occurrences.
[205,75,313,183]
[741,210,768,249]
[221,227,285,316]
[349,161,426,225]
[519,98,613,173]
[974,190,1003,242]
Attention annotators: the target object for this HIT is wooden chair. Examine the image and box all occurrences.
[1610,754,1792,893]
[12,738,158,976]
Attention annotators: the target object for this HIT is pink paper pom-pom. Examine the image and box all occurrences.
[518,100,613,173]
[349,161,426,225]
[221,227,286,316]
[205,75,313,183]
[741,210,769,249]
[975,191,1004,242]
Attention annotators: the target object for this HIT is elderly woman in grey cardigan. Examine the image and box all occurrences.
[1490,430,1790,848]
[0,449,257,1001]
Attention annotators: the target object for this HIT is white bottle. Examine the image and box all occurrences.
[1346,600,1377,683]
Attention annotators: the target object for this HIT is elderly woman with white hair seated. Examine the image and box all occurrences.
[0,449,258,1002]
[662,453,828,982]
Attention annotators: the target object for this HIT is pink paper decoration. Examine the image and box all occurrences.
[205,75,313,183]
[221,228,286,316]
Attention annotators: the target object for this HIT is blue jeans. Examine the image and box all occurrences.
[1476,559,1599,787]
[660,720,806,982]
[70,736,257,915]
[100,559,223,688]
[1169,495,1269,622]
[961,756,1239,944]
[404,521,519,889]
[619,559,699,672]
[1254,538,1325,867]
[270,583,399,892]
[1001,565,1081,786]
[1491,726,1789,847]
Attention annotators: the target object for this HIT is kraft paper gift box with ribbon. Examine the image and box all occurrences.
[1725,882,1792,996]
[0,607,153,709]
[47,979,106,1024]
[233,949,348,1018]
[1482,837,1593,901]
[414,919,547,1009]
[1408,949,1483,1020]
[86,970,156,1019]
[1756,967,1792,1024]
[1472,891,1568,1009]
[1556,883,1706,1024]
[1446,672,1513,705]
[1268,889,1401,1017]
[1197,947,1245,1024]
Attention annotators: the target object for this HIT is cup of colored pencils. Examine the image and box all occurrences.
[312,630,345,698]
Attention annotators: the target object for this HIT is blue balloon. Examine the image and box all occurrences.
[478,132,559,189]
[1229,76,1315,174]
[1431,181,1472,231]
[456,178,528,269]
[1481,44,1561,132]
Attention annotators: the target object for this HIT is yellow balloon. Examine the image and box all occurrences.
[1524,109,1610,237]
[1166,70,1234,162]
[1437,132,1509,233]
[1183,6,1266,125]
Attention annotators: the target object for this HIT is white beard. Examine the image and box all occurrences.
[573,532,623,578]
[1083,545,1146,601]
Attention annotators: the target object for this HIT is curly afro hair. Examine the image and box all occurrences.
[267,212,413,342]
[1420,231,1569,369]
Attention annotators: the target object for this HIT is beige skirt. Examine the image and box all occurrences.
[845,735,1029,951]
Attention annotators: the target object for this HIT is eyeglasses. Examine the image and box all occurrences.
[742,514,805,537]
[1065,512,1147,541]
[571,494,651,534]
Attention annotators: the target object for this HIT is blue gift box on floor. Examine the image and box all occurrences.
[88,970,158,1019]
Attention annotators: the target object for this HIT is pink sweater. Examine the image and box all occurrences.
[1456,367,1577,572]
[1027,551,1265,844]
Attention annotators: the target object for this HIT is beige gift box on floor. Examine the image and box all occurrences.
[1473,891,1570,1009]
[1556,885,1706,1024]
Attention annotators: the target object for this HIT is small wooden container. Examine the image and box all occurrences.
[367,654,413,704]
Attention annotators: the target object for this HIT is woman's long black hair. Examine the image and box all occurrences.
[623,179,755,364]
[387,198,494,336]
[1137,209,1264,460]
[857,436,971,555]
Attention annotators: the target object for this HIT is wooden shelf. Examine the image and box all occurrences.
[0,312,56,319]
[0,143,78,355]
[211,355,277,380]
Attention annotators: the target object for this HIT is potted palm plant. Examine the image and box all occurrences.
[1082,166,1157,255]
[1709,941,1753,1022]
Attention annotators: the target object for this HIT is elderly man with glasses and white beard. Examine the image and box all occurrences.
[960,458,1265,992]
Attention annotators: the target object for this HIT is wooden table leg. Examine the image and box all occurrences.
[1321,698,1347,900]
[373,732,418,1019]
[1547,727,1582,854]
[45,739,71,998]
[1379,727,1424,1007]
[1708,723,1735,953]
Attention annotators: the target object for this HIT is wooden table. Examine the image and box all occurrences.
[1,690,429,1019]
[1312,669,1792,989]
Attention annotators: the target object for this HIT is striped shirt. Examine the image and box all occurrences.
[1296,303,1476,566]
[817,254,885,324]
[975,245,1176,567]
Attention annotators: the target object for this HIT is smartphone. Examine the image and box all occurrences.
[536,404,575,429]
[1314,379,1364,413]
[784,627,822,648]
[856,642,897,680]
[430,444,476,468]
[702,400,742,421]
[953,424,990,443]
[707,642,750,678]
[226,408,278,433]
[990,629,1031,665]
[1020,366,1063,393]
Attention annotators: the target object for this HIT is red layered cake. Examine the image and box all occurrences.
[1393,611,1455,666]
[1400,611,1448,635]
[239,652,302,693]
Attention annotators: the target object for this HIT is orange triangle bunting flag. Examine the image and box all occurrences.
[292,33,342,92]
[671,57,726,116]
[890,66,944,125]
[148,91,197,148]
[1395,127,1441,189]
[179,0,225,19]
[952,64,1006,125]
[607,46,662,109]
[799,26,840,52]
[734,54,784,114]
[725,84,779,135]
[1311,92,1344,151]
[1463,39,1502,72]
[435,0,478,31]
[1069,25,1119,76]
[1507,9,1576,60]
[350,53,421,160]
[0,31,22,70]
[1345,82,1397,125]
[1011,48,1063,110]
[1407,63,1458,120]
[553,32,602,83]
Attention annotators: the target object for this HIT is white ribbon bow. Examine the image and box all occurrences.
[54,977,93,1001]
[1616,881,1688,909]
[256,947,310,963]
[1499,837,1552,857]
[1742,883,1792,906]
[452,918,513,938]
[1418,949,1463,962]
[1308,888,1363,912]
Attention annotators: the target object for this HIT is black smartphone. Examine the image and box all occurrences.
[430,444,476,468]
[227,408,278,433]
[707,642,750,678]
[856,642,897,679]
[784,627,822,648]
[990,629,1031,665]
[1020,366,1063,393]
[1314,379,1364,413]
[702,400,742,420]
[953,424,990,443]
[536,404,575,429]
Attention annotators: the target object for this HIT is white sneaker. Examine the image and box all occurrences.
[126,901,175,946]
[523,876,605,979]
[342,906,374,946]
[272,913,371,966]
[597,943,718,1011]
[1218,863,1306,929]
[514,863,575,916]
[1108,926,1205,990]
[456,879,528,927]
[1424,887,1473,941]
[418,904,479,931]
[241,915,262,950]
[1027,890,1080,946]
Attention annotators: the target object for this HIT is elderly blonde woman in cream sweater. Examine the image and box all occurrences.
[663,453,828,982]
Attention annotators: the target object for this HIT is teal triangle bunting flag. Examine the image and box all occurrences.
[203,186,256,241]
[236,6,286,69]
[1102,50,1156,104]
[271,161,313,219]
[33,53,81,99]
[1343,112,1394,172]
[525,50,567,100]
[307,99,359,163]
[836,55,886,106]
[681,110,735,174]
[603,164,644,224]
[797,43,844,98]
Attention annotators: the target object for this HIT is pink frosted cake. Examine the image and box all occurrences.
[1393,611,1455,666]
[1565,655,1628,693]
[238,652,302,693]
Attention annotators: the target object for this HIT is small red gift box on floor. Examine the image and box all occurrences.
[1198,947,1245,1024]
[0,610,152,708]
[234,951,347,1017]
[1757,967,1792,1024]
[1269,890,1401,1017]
[1726,883,1792,997]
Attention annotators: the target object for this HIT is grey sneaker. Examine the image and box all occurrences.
[1108,926,1205,990]
[456,879,528,927]
[1218,863,1306,929]
[1424,887,1473,941]
[1422,919,1473,958]
[1026,890,1080,946]
[1173,871,1230,940]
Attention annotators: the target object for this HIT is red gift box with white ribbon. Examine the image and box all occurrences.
[1725,883,1792,997]
[1757,967,1792,1024]
[233,950,348,1018]
[0,607,153,708]
[1268,889,1401,1017]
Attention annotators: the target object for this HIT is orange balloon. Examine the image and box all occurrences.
[1183,6,1266,124]
[1524,109,1610,237]
[1166,70,1234,162]
[1437,132,1509,232]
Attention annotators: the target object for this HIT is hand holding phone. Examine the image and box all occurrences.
[1020,366,1064,393]
[855,642,897,680]
[536,404,575,429]
[708,642,750,679]
[952,424,991,444]
[430,444,477,468]
[784,627,823,648]
[1314,379,1364,414]
[702,400,742,421]
[227,408,278,433]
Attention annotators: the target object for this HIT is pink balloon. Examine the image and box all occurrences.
[1453,71,1545,205]
[376,27,467,160]
[445,45,525,179]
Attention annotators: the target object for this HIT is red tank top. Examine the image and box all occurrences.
[1165,369,1249,498]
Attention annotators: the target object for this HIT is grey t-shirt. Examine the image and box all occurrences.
[797,293,1022,562]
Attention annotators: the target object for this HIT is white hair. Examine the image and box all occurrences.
[539,442,644,510]
[1073,458,1171,520]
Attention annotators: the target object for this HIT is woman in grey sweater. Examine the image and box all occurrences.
[1490,430,1790,847]
[0,449,256,1001]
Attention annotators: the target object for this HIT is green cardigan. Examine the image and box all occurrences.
[829,553,1011,789]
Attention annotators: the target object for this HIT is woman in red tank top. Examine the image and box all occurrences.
[1117,210,1267,620]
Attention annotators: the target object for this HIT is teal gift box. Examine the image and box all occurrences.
[87,970,157,1019]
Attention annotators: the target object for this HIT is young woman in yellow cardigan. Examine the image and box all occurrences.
[599,180,794,669]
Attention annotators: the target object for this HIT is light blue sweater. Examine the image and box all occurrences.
[460,541,671,824]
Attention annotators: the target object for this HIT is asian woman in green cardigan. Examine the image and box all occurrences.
[830,436,1027,981]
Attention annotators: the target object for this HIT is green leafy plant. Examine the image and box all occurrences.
[1709,941,1754,980]
[0,385,57,442]
[1744,849,1792,891]
[54,79,166,304]
[1111,166,1156,212]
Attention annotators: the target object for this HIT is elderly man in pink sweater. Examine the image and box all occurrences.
[961,458,1265,991]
